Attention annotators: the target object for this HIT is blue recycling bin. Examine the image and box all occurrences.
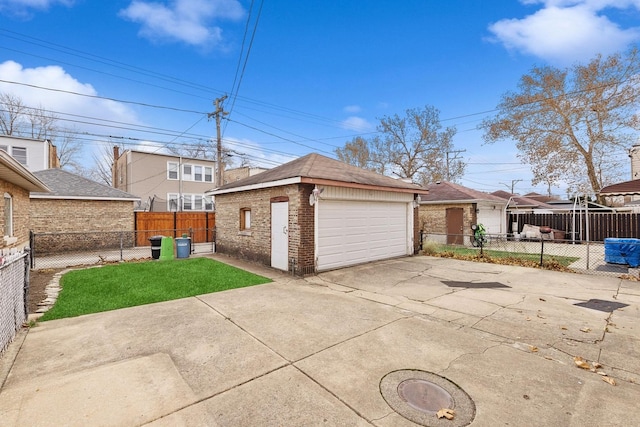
[176,237,191,258]
[604,238,640,268]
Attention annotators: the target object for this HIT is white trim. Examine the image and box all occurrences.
[210,177,302,195]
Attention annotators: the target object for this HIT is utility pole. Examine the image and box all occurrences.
[208,95,228,187]
[446,149,466,181]
[500,179,523,194]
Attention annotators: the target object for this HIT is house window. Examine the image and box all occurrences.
[204,167,213,182]
[194,195,203,210]
[168,162,178,180]
[168,194,179,211]
[204,196,213,211]
[183,194,193,211]
[4,193,12,237]
[183,164,192,181]
[194,166,203,182]
[12,147,26,165]
[240,208,251,230]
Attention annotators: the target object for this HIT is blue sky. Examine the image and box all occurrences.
[1,0,640,196]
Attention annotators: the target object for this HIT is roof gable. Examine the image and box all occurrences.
[213,153,425,194]
[31,169,139,200]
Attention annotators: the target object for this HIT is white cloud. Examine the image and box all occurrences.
[340,116,374,132]
[119,0,244,47]
[343,105,361,113]
[0,0,73,17]
[0,60,141,139]
[488,1,640,64]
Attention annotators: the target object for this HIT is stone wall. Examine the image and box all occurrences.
[215,184,315,274]
[0,180,31,250]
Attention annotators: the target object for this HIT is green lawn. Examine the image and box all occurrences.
[40,257,271,321]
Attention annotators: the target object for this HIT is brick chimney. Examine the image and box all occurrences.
[112,146,120,188]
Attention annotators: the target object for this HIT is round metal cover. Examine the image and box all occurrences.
[380,370,475,427]
[397,379,453,414]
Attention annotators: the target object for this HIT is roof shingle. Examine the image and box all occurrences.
[31,169,139,200]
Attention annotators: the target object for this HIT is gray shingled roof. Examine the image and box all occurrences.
[421,181,506,203]
[491,190,554,209]
[31,169,139,200]
[213,153,425,193]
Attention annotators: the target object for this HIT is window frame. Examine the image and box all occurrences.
[11,146,27,165]
[167,162,179,180]
[4,192,13,237]
[240,207,251,230]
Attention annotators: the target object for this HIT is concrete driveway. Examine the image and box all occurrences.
[1,255,639,426]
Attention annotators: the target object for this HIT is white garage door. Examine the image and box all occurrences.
[477,208,502,234]
[317,200,409,271]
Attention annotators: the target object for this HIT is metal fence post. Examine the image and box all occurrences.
[23,248,31,320]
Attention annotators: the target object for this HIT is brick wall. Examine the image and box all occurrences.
[215,184,315,274]
[30,199,135,233]
[418,203,476,234]
[0,180,31,250]
[30,199,136,254]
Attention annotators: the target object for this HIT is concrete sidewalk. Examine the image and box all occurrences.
[1,255,639,426]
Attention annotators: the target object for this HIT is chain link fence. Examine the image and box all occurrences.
[30,229,215,270]
[0,251,29,354]
[420,231,640,278]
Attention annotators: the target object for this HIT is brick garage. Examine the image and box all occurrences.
[211,154,425,275]
[30,169,138,254]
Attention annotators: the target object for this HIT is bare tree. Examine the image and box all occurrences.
[0,93,27,135]
[481,48,640,201]
[56,127,83,169]
[26,104,58,140]
[334,105,462,185]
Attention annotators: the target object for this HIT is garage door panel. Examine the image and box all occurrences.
[317,200,409,271]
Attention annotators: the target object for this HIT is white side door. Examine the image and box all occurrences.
[271,201,289,270]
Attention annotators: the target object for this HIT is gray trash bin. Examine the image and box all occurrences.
[149,235,163,260]
[176,237,191,258]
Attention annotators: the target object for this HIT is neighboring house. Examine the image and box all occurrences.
[113,148,215,212]
[209,153,426,275]
[0,135,59,172]
[599,179,640,210]
[223,166,267,184]
[0,149,49,250]
[30,169,139,253]
[419,181,507,245]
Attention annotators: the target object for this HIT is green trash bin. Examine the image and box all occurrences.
[159,236,174,260]
[176,237,191,258]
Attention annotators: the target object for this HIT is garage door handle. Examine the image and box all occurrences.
[283,226,288,235]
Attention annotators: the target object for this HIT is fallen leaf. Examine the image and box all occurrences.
[529,345,539,353]
[591,362,602,369]
[560,327,568,330]
[526,317,531,321]
[537,314,546,319]
[596,371,608,376]
[602,376,617,386]
[544,355,554,361]
[437,408,455,420]
[574,356,591,370]
[539,298,546,301]
[580,327,591,333]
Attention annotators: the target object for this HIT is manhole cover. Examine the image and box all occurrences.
[380,370,475,426]
[398,379,453,413]
[574,299,629,312]
[442,280,510,289]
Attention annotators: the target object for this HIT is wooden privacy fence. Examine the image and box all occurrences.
[509,212,640,242]
[135,212,215,246]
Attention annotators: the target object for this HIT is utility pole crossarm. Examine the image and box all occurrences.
[208,95,228,187]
